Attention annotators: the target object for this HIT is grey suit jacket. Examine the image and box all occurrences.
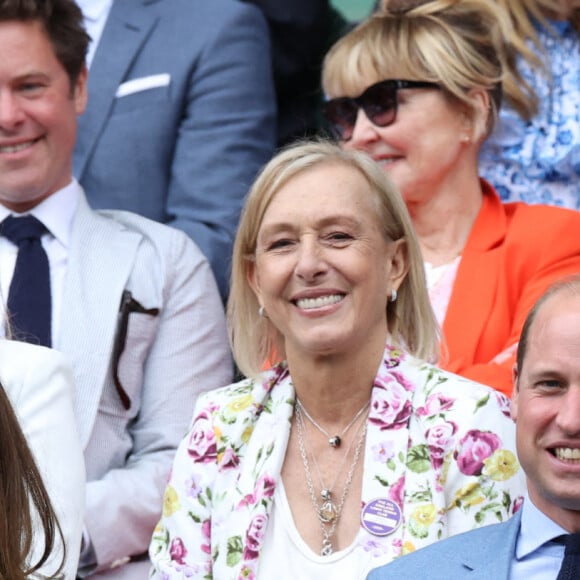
[367,509,521,579]
[57,192,233,574]
[73,0,277,300]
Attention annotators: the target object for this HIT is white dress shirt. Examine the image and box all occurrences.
[76,0,114,68]
[0,180,80,345]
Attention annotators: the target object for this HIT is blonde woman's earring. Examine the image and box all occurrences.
[389,289,397,302]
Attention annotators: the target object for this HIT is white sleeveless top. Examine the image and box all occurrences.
[258,481,374,579]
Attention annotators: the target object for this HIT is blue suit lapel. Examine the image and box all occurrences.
[74,0,159,177]
[368,511,521,579]
[459,509,521,578]
[58,192,141,447]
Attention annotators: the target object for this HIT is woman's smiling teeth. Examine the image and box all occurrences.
[295,294,343,310]
[554,447,580,461]
[374,156,399,168]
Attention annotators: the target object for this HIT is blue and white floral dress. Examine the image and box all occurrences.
[480,19,580,209]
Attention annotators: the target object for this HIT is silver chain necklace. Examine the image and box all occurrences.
[295,404,367,556]
[295,398,370,448]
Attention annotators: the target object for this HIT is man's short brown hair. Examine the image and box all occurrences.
[0,0,89,87]
[516,275,580,374]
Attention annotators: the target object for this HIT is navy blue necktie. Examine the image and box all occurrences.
[557,534,580,580]
[1,215,52,347]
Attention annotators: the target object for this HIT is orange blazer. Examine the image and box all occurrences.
[440,180,580,396]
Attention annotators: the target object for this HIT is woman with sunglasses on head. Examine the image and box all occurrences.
[322,0,580,397]
[150,141,525,578]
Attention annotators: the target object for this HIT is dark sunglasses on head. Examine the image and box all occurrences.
[323,79,440,141]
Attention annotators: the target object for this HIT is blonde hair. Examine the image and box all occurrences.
[227,140,439,378]
[494,0,580,43]
[491,0,580,115]
[323,0,535,132]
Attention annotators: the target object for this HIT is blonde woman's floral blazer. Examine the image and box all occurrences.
[149,345,526,579]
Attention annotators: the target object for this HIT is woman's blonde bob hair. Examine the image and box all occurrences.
[227,140,439,378]
[322,0,536,132]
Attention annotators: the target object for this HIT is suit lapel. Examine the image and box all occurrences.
[58,192,141,447]
[442,184,507,374]
[460,509,521,578]
[74,0,159,177]
[236,377,294,494]
[362,362,412,559]
[227,367,294,577]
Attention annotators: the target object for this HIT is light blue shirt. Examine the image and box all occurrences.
[480,19,580,209]
[510,496,567,580]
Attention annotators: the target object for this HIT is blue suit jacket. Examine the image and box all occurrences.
[73,0,277,299]
[367,509,521,580]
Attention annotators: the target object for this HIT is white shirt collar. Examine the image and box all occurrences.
[76,0,113,22]
[0,179,81,249]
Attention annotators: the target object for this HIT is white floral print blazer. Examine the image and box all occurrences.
[150,345,526,579]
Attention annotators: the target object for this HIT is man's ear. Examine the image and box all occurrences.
[73,65,88,115]
[511,363,519,422]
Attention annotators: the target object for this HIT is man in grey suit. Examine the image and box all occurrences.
[367,277,580,580]
[73,0,277,301]
[0,1,232,577]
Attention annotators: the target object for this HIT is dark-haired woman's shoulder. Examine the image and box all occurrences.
[0,339,85,579]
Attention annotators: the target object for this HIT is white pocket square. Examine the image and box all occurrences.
[115,73,171,98]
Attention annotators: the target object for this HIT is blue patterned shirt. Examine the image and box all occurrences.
[480,20,580,209]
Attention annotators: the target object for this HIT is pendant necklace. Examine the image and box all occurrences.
[295,403,367,555]
[295,398,370,448]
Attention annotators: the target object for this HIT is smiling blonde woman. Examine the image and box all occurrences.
[150,141,525,579]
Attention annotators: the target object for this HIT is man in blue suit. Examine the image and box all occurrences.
[73,0,277,300]
[368,277,580,579]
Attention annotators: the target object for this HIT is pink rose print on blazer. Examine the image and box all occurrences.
[417,393,455,417]
[370,380,412,430]
[238,474,276,509]
[454,430,501,476]
[388,475,405,508]
[218,447,240,470]
[169,537,187,564]
[201,519,211,555]
[512,496,524,514]
[426,421,458,470]
[187,410,218,463]
[243,514,268,560]
[494,392,512,418]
